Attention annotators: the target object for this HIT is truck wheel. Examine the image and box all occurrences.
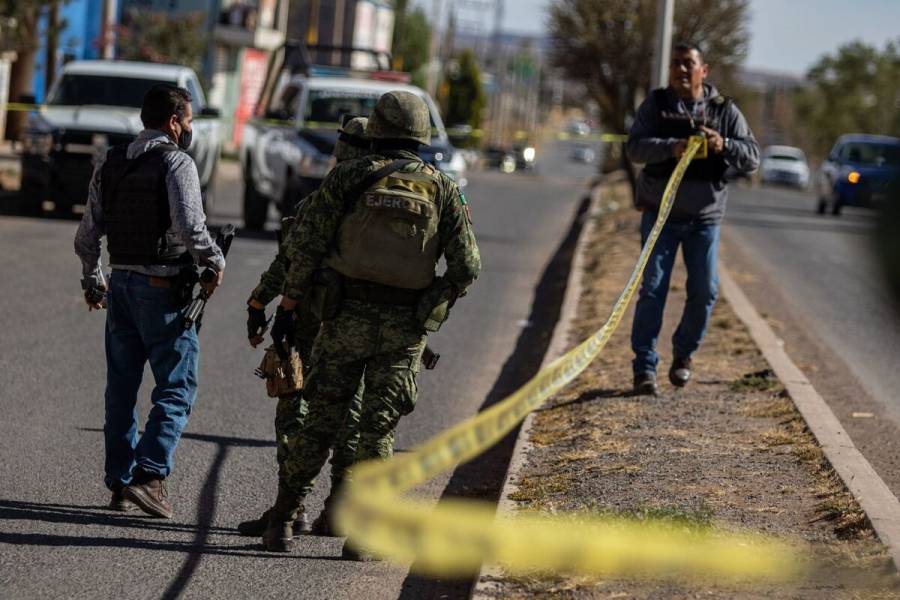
[17,183,44,216]
[243,167,268,230]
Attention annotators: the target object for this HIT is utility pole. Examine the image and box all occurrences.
[45,2,60,95]
[651,0,674,89]
[99,0,117,59]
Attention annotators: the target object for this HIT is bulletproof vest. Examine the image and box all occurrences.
[101,143,190,266]
[325,160,442,290]
[641,88,731,183]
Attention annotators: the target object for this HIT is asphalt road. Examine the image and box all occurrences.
[723,183,900,493]
[0,140,598,599]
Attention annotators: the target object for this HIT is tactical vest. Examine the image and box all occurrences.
[101,143,190,266]
[325,161,442,290]
[641,88,731,183]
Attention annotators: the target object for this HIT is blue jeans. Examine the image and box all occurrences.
[103,270,199,491]
[631,212,720,376]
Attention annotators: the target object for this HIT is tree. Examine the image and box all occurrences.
[548,0,750,191]
[391,0,432,87]
[441,49,486,135]
[116,10,208,76]
[0,0,68,140]
[796,40,900,159]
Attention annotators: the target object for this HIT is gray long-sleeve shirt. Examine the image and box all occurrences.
[627,83,760,223]
[74,129,225,287]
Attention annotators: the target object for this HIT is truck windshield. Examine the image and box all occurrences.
[47,74,175,108]
[303,89,442,135]
[842,142,900,167]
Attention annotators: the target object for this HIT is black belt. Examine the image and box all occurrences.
[342,279,422,306]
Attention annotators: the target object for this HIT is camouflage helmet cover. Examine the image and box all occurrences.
[334,116,369,161]
[366,90,431,146]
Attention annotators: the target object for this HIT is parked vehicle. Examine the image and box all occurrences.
[19,60,221,215]
[240,43,466,230]
[759,145,809,189]
[512,144,537,171]
[816,134,900,215]
[482,146,516,173]
[570,143,596,164]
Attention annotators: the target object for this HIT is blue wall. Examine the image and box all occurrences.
[32,0,104,102]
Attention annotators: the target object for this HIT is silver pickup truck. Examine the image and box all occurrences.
[240,47,467,230]
[19,60,222,215]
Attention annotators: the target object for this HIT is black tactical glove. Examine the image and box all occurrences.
[247,304,268,340]
[270,306,296,360]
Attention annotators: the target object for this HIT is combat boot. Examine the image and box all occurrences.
[341,539,381,562]
[238,508,311,536]
[262,517,295,553]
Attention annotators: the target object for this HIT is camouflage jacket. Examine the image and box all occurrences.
[283,149,481,299]
[249,193,315,305]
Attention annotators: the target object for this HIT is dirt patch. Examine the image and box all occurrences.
[480,182,898,598]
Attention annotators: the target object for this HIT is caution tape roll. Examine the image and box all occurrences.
[333,136,801,580]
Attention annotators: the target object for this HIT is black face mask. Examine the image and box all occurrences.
[177,124,192,151]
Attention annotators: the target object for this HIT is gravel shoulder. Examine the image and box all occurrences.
[479,181,898,599]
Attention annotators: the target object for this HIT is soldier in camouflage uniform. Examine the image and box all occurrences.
[237,117,371,537]
[262,91,481,555]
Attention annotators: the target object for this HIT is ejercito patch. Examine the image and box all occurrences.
[365,193,426,215]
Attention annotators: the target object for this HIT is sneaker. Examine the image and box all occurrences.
[108,489,137,512]
[123,477,173,519]
[238,508,310,536]
[669,356,693,388]
[633,372,658,396]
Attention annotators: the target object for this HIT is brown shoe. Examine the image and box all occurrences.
[123,477,173,519]
[108,489,137,512]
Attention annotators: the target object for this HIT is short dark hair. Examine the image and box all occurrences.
[141,84,192,129]
[673,42,704,61]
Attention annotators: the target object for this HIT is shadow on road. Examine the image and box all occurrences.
[396,195,591,600]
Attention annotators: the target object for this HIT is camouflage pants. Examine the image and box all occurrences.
[273,303,362,493]
[274,299,426,518]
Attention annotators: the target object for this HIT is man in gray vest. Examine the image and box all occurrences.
[74,84,225,518]
[627,42,759,395]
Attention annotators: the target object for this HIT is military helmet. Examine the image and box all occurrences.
[334,116,369,161]
[366,91,431,146]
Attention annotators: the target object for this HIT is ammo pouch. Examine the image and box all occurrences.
[415,277,458,333]
[308,267,344,322]
[255,345,303,398]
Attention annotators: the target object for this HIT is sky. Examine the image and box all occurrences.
[492,0,900,75]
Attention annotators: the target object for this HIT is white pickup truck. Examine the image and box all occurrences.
[19,60,222,215]
[240,45,467,230]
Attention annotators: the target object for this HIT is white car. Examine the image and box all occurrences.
[240,44,465,230]
[20,60,222,215]
[759,145,809,189]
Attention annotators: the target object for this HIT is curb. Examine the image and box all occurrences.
[720,266,900,570]
[471,186,604,599]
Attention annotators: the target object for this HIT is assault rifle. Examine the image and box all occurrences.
[183,224,236,329]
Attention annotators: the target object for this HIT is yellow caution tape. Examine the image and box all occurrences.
[333,136,801,580]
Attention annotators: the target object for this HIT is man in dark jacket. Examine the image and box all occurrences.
[627,43,759,395]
